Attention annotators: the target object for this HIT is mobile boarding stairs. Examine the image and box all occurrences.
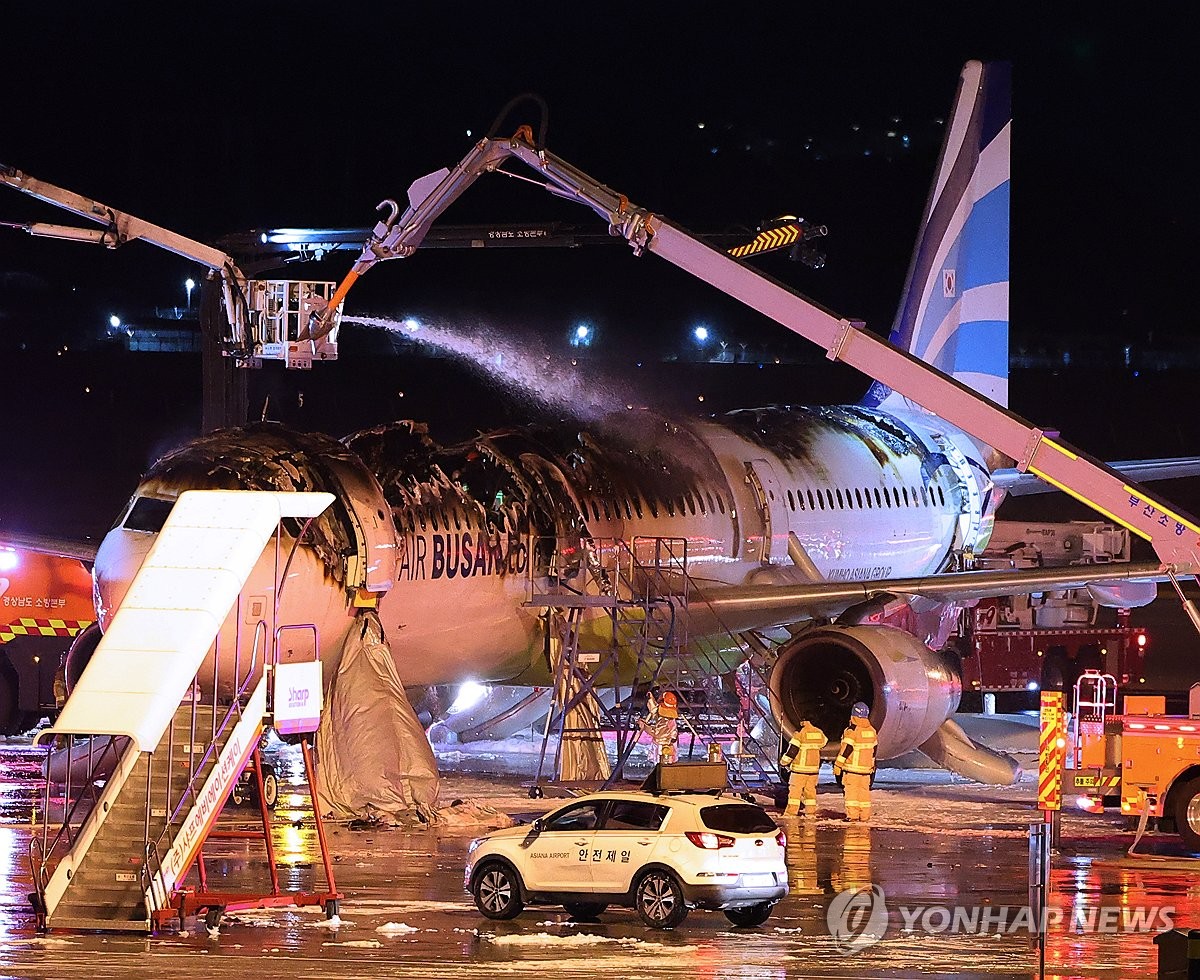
[28,490,340,932]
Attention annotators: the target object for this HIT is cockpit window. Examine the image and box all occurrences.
[123,496,175,533]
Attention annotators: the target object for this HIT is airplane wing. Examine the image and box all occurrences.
[994,457,1200,496]
[685,560,1166,635]
[0,530,99,564]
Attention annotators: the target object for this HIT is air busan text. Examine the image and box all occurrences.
[397,531,529,581]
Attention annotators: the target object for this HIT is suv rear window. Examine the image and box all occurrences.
[700,804,778,834]
[603,800,669,831]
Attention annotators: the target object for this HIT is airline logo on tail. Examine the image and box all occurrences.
[864,60,1011,411]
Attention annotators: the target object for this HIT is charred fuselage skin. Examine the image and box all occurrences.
[92,405,993,755]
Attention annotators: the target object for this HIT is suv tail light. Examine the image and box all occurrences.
[685,831,735,850]
[775,830,787,848]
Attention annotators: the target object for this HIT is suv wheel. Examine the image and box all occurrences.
[724,902,773,927]
[473,863,525,920]
[563,901,608,921]
[635,869,688,929]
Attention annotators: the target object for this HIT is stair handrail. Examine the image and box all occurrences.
[141,839,167,916]
[34,732,144,922]
[35,733,132,890]
[581,537,680,722]
[160,621,266,830]
[27,834,48,924]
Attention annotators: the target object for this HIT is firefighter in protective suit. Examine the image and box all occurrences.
[779,719,827,816]
[833,702,877,822]
[637,689,680,765]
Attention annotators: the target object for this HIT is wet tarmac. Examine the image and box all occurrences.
[2,737,1198,980]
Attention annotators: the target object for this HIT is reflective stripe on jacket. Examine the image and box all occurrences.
[781,722,827,774]
[836,717,877,775]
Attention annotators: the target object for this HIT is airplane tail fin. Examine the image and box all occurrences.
[862,60,1011,411]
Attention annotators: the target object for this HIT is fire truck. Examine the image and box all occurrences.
[0,544,94,735]
[957,522,1151,704]
[960,594,1148,699]
[1068,672,1200,851]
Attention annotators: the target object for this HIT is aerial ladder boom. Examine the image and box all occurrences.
[1,163,247,329]
[1,164,341,367]
[307,127,1200,635]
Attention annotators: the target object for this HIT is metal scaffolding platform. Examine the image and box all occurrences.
[525,535,784,798]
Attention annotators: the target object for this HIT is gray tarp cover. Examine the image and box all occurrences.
[315,610,440,820]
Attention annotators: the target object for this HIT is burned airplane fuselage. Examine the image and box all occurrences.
[92,404,990,699]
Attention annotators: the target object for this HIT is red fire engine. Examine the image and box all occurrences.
[0,544,94,735]
[958,521,1150,703]
[960,592,1148,699]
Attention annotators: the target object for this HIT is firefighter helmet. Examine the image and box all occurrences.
[851,701,870,719]
[658,690,679,719]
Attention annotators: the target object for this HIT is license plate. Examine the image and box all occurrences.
[741,873,775,887]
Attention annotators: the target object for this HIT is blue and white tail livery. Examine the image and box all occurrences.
[863,60,1011,411]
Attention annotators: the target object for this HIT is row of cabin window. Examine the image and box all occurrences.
[580,487,729,524]
[389,487,729,535]
[394,505,488,534]
[393,479,944,534]
[785,483,947,513]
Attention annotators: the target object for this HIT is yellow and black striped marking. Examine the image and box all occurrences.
[0,618,92,643]
[728,223,803,258]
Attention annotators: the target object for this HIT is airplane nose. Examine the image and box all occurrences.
[92,527,156,630]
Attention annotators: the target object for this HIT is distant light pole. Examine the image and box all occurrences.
[185,278,196,308]
[570,323,594,348]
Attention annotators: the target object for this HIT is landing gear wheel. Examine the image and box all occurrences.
[634,870,687,929]
[473,863,524,920]
[1173,776,1200,852]
[724,902,773,927]
[260,765,279,810]
[563,901,608,921]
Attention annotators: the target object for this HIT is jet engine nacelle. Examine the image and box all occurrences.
[768,624,961,760]
[64,621,103,694]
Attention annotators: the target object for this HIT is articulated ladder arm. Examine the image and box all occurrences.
[313,131,1200,624]
[0,164,253,353]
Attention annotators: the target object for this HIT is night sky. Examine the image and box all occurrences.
[2,5,1197,538]
[3,6,1192,340]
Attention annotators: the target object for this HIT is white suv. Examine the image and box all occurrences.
[465,790,788,929]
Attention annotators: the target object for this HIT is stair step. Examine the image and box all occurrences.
[58,882,145,904]
[48,915,150,933]
[74,851,146,871]
[52,895,147,915]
